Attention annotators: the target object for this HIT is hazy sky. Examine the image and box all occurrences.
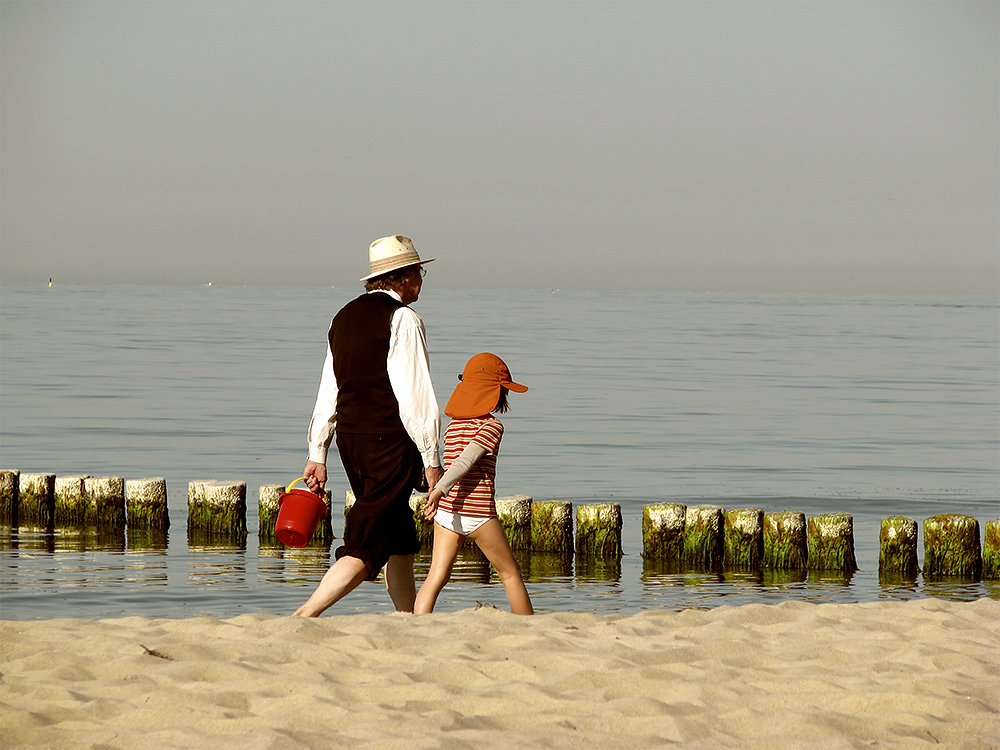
[2,1,997,292]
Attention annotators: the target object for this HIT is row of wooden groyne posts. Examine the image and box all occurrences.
[2,471,998,579]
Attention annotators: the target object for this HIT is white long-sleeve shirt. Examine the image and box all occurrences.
[307,290,442,469]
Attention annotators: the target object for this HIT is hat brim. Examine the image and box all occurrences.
[359,257,435,283]
[444,378,528,419]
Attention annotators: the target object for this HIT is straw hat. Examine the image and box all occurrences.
[445,353,528,419]
[360,235,435,282]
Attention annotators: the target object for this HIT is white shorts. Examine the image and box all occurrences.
[433,509,492,536]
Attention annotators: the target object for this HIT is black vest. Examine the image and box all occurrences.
[329,292,408,435]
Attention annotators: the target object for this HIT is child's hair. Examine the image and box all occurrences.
[494,387,510,414]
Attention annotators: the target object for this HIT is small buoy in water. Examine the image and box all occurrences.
[48,278,52,288]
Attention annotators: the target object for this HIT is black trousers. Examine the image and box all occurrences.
[335,431,421,579]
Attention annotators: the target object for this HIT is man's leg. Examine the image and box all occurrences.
[383,554,417,612]
[292,555,369,617]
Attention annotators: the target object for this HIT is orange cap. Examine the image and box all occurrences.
[444,353,528,419]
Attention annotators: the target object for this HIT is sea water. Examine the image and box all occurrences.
[1,284,997,619]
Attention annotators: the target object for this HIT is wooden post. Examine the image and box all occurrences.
[312,489,334,546]
[983,520,1000,580]
[530,500,573,553]
[923,514,982,578]
[807,513,858,572]
[408,493,434,547]
[879,516,919,576]
[724,508,764,570]
[83,476,126,531]
[18,473,55,528]
[682,505,723,569]
[763,511,808,570]
[125,478,169,530]
[575,502,622,557]
[642,502,686,563]
[1,470,20,526]
[187,480,247,543]
[258,484,283,546]
[496,495,532,550]
[54,475,89,526]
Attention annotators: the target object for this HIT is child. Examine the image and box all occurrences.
[414,353,534,615]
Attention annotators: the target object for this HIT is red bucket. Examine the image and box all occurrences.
[275,477,328,548]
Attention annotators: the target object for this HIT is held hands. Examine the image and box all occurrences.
[423,487,444,520]
[424,465,444,493]
[303,461,327,493]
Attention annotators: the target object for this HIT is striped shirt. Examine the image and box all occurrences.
[438,416,504,517]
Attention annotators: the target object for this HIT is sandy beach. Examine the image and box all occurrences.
[2,599,997,749]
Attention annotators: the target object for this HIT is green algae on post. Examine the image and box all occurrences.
[496,495,532,550]
[257,483,284,547]
[682,505,723,570]
[983,520,1000,580]
[0,470,19,526]
[18,473,54,529]
[83,476,126,530]
[807,513,858,572]
[531,500,573,553]
[878,516,918,576]
[641,502,686,562]
[763,511,807,570]
[54,475,89,527]
[575,502,622,557]
[723,508,763,570]
[923,514,982,578]
[186,480,247,543]
[408,493,434,547]
[125,478,169,531]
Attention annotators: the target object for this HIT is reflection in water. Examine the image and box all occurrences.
[186,528,247,550]
[806,570,855,588]
[52,528,126,553]
[123,550,169,587]
[257,546,332,585]
[878,570,920,596]
[127,528,169,552]
[523,552,574,581]
[922,574,990,602]
[575,555,622,582]
[188,549,247,587]
[1,523,997,619]
[761,569,808,587]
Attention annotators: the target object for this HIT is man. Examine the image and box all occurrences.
[293,235,444,616]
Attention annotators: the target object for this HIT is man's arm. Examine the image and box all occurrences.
[304,347,338,492]
[386,307,442,476]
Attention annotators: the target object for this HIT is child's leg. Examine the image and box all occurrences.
[470,519,534,615]
[414,523,464,614]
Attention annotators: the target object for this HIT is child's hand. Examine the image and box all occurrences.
[423,488,443,520]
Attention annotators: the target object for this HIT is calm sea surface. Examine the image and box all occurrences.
[1,284,997,619]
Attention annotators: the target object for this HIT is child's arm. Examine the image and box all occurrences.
[422,441,488,519]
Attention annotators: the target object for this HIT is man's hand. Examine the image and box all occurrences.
[423,487,444,520]
[303,461,327,493]
[424,466,444,494]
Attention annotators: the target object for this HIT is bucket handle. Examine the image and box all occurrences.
[286,477,309,492]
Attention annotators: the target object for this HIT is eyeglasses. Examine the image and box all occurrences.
[418,267,427,278]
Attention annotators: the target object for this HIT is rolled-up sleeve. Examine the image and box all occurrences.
[306,347,338,464]
[387,307,442,468]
